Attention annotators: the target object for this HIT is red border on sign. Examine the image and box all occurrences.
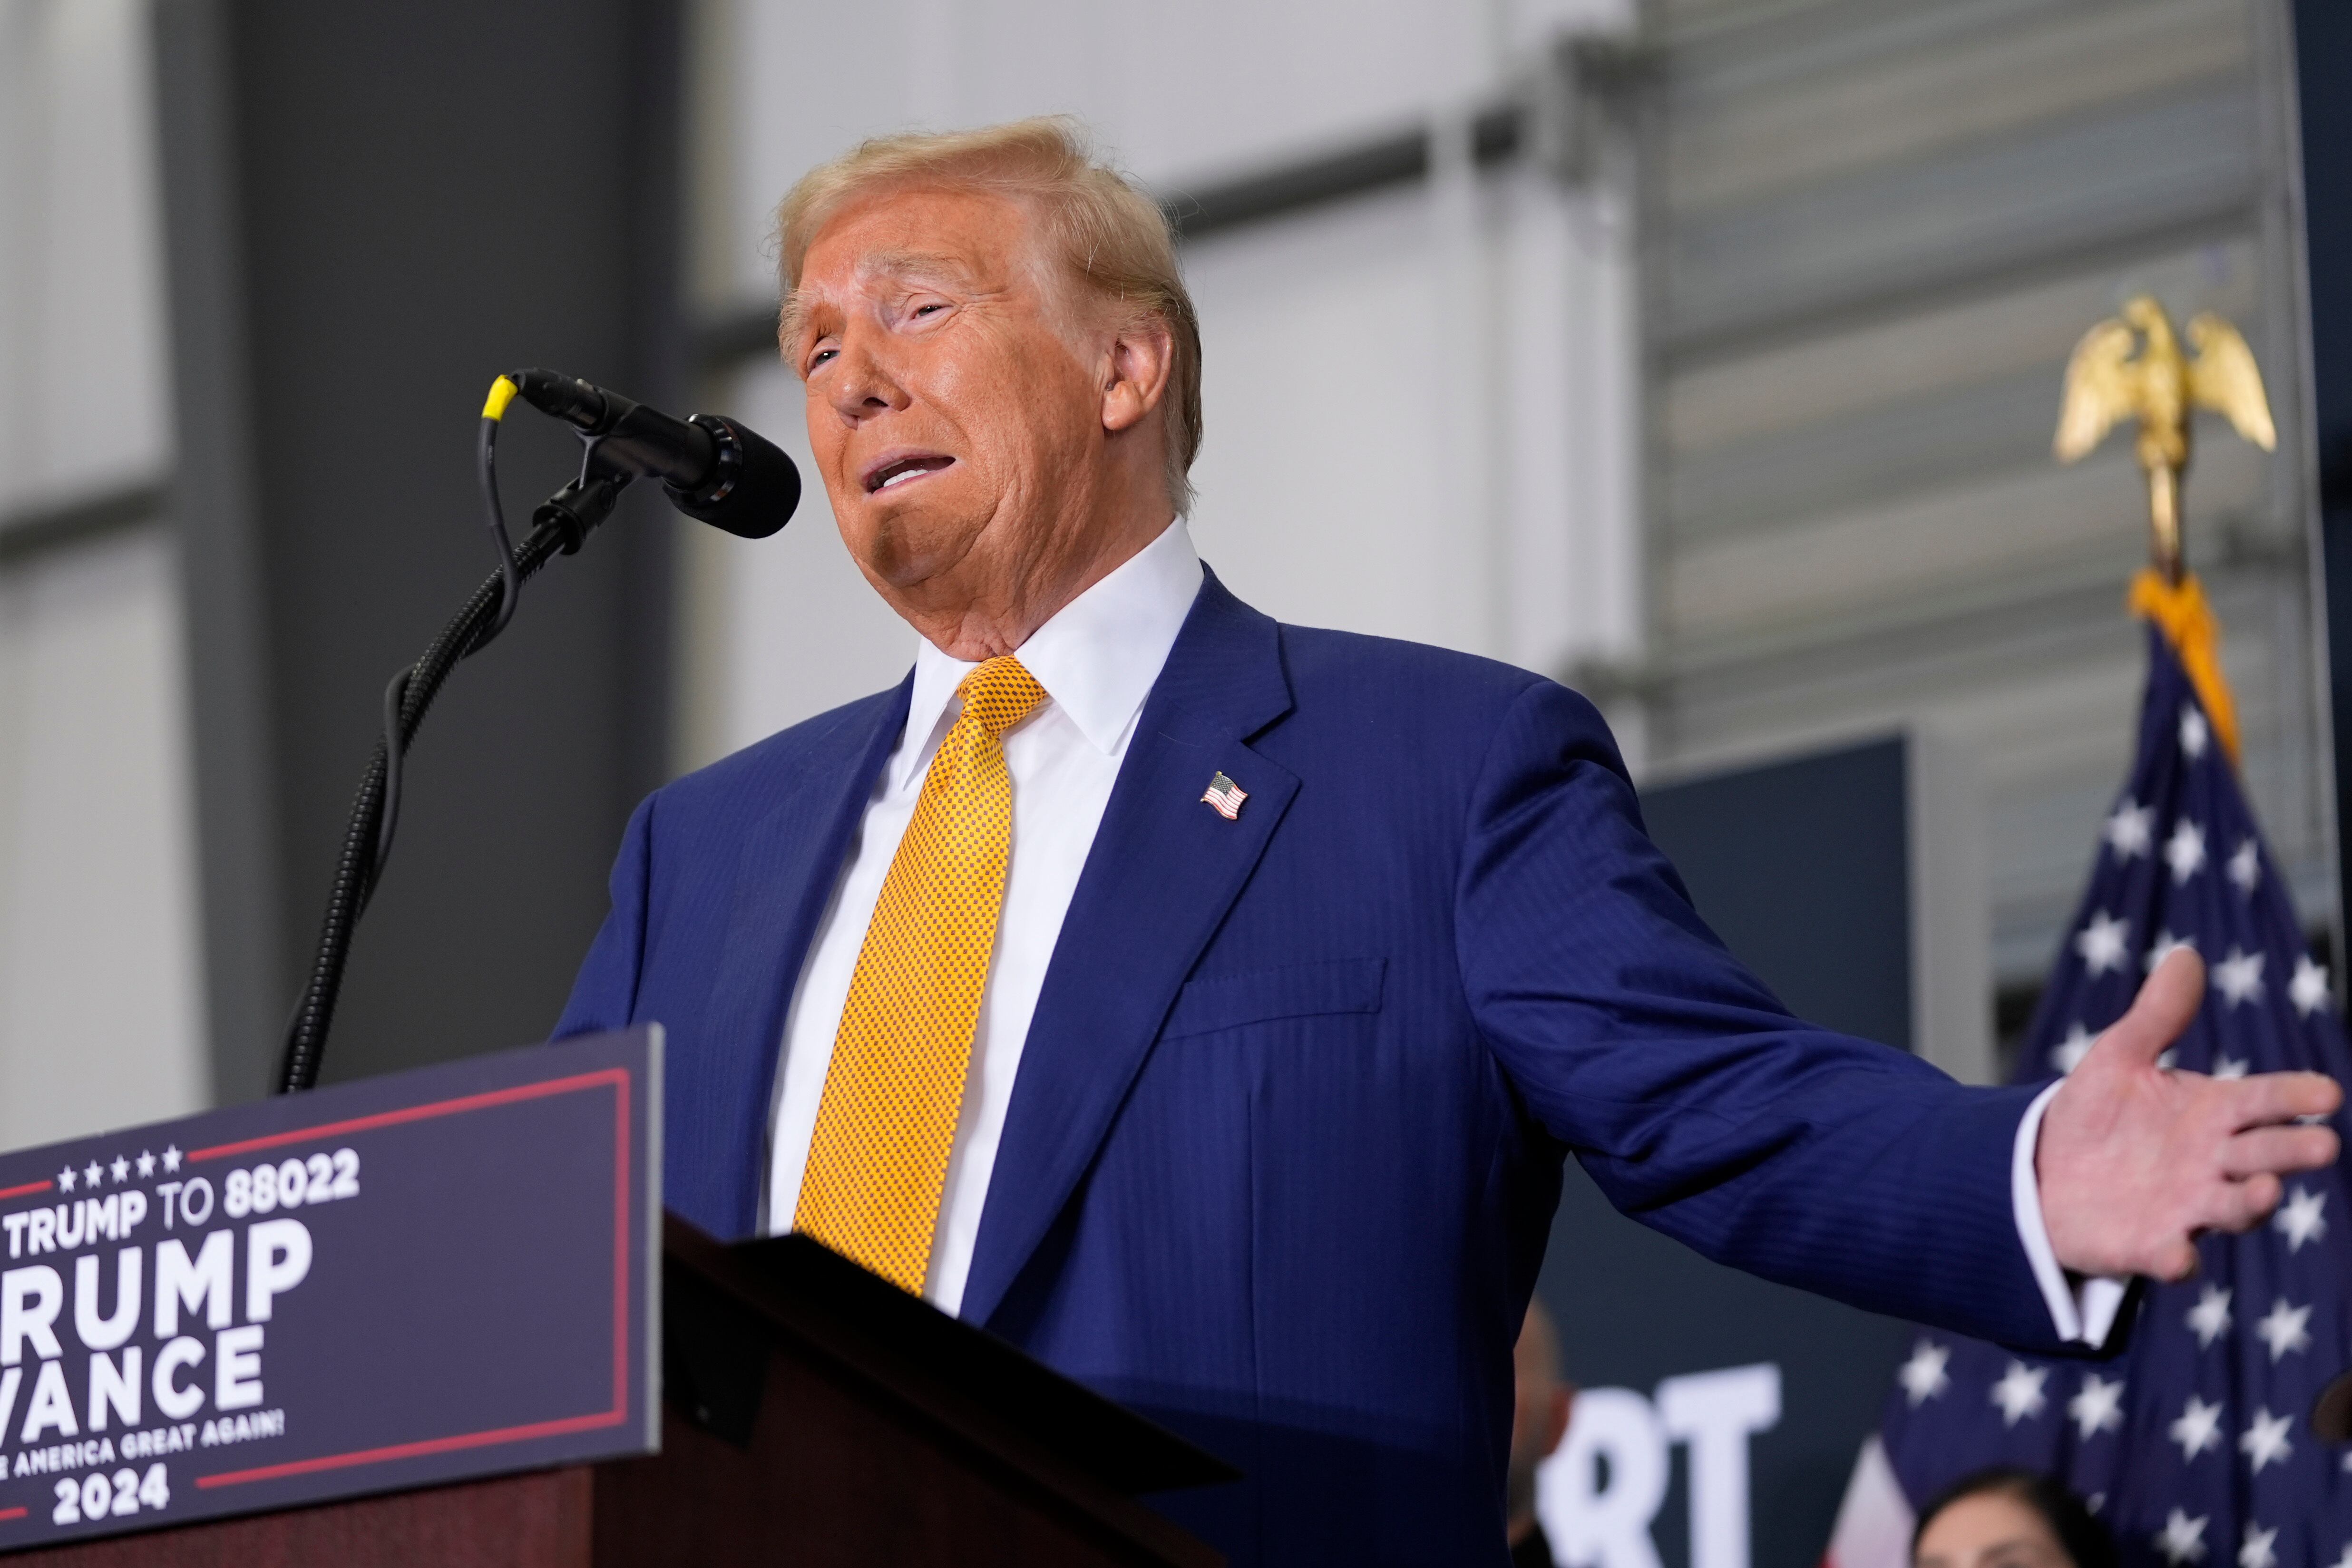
[0,1180,52,1202]
[192,1065,634,1490]
[0,1509,23,1523]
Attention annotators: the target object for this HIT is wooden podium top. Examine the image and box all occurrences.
[10,1215,1232,1568]
[676,1220,1232,1496]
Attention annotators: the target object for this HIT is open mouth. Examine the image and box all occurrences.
[863,453,955,495]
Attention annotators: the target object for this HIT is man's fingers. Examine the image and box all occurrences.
[2216,1069,2344,1129]
[2216,1123,2341,1179]
[2092,946,2206,1069]
[2148,1237,2200,1283]
[2200,1172,2282,1235]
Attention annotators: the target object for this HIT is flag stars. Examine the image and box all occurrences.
[2228,838,2260,893]
[2166,818,2208,884]
[2212,948,2265,1007]
[80,1161,99,1189]
[2170,1394,2225,1460]
[2254,1296,2311,1363]
[107,1156,127,1184]
[2078,911,2131,976]
[2159,1509,2211,1565]
[2053,1024,2096,1075]
[134,1150,154,1178]
[1897,1340,1950,1407]
[2105,798,2155,860]
[54,1166,75,1194]
[1990,1361,2049,1427]
[2147,931,2197,973]
[2182,705,2211,759]
[2212,1055,2249,1080]
[2186,1285,2232,1348]
[161,1146,181,1173]
[2274,1187,2327,1253]
[2068,1373,2125,1440]
[2240,1407,2293,1473]
[2293,954,2332,1017]
[2239,1525,2279,1568]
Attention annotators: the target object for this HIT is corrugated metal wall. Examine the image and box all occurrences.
[1634,0,2324,997]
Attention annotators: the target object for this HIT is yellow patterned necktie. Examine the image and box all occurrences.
[793,655,1049,1292]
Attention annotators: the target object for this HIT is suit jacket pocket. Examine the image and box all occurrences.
[1161,958,1387,1039]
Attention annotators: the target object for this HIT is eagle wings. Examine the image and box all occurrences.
[2054,295,2276,464]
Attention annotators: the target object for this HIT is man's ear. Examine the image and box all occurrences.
[1102,314,1174,435]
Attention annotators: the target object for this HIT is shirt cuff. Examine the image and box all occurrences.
[2012,1080,2129,1348]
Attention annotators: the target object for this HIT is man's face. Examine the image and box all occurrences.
[788,185,1119,643]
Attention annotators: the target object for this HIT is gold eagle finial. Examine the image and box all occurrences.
[2055,294,2275,583]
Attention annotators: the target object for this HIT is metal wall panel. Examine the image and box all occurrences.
[1635,0,2322,995]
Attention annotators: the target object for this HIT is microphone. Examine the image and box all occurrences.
[508,368,800,540]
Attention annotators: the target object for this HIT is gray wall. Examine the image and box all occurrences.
[156,0,683,1097]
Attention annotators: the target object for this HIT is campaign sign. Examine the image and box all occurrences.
[0,1027,659,1552]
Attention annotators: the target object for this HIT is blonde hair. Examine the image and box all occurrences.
[774,117,1203,514]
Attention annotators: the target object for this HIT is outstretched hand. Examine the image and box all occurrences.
[2039,946,2342,1282]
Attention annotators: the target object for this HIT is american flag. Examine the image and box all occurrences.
[1825,619,2352,1568]
[1201,770,1248,821]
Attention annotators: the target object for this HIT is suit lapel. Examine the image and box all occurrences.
[699,675,912,1236]
[961,573,1295,1325]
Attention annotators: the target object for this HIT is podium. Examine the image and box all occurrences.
[6,1217,1230,1567]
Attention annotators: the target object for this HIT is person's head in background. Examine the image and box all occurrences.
[1913,1469,2117,1568]
[1508,1298,1575,1547]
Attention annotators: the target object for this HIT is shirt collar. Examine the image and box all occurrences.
[890,518,1204,792]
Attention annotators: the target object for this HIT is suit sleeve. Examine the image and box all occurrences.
[550,792,655,1040]
[1457,680,2067,1352]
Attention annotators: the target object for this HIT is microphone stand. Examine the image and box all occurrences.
[273,467,626,1094]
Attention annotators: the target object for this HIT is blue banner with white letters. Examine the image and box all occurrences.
[0,1028,659,1552]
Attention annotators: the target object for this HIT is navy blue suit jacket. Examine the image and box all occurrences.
[555,571,2065,1564]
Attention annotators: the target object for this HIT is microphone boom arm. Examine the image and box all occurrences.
[274,503,596,1095]
[275,370,796,1093]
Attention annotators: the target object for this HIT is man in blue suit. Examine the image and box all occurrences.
[555,118,2340,1564]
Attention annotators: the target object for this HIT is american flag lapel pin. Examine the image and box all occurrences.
[1201,770,1248,821]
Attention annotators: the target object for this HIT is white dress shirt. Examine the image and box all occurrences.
[766,517,1204,1315]
[764,516,2115,1343]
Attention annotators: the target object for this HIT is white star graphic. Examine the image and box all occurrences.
[2053,1023,2097,1074]
[2330,1541,2352,1568]
[161,1145,181,1173]
[107,1156,127,1184]
[2068,1372,2126,1440]
[2240,1525,2279,1568]
[2106,798,2155,860]
[2170,1394,2225,1459]
[2181,706,2211,758]
[2166,818,2208,884]
[2255,1297,2312,1362]
[55,1166,75,1193]
[2241,1407,2293,1473]
[1990,1360,2049,1426]
[2229,838,2261,893]
[81,1161,100,1188]
[2159,1508,2211,1565]
[2213,948,2265,1007]
[2147,931,2198,972]
[134,1150,154,1178]
[2293,954,2332,1017]
[2078,911,2131,976]
[2212,1055,2249,1079]
[2275,1187,2328,1253]
[2186,1286,2232,1348]
[1897,1340,1950,1406]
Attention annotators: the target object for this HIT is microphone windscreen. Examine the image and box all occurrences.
[669,415,800,539]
